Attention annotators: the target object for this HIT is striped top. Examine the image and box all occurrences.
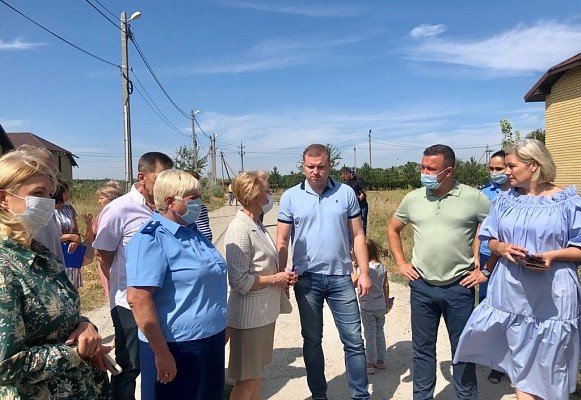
[196,204,212,242]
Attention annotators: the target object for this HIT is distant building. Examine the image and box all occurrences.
[0,124,15,155]
[7,132,79,181]
[525,52,581,190]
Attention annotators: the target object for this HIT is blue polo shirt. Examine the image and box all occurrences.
[278,178,360,276]
[126,212,227,343]
[479,182,504,256]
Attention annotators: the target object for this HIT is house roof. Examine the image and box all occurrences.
[0,124,15,153]
[7,132,78,167]
[524,51,581,102]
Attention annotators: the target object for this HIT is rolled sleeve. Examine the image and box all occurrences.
[126,232,168,288]
[225,227,255,295]
[93,204,122,252]
[277,191,293,224]
[394,194,411,224]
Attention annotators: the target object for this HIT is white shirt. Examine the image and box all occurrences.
[93,183,153,310]
[34,216,66,266]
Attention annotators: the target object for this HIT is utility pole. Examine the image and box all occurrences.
[220,150,225,185]
[368,129,372,168]
[353,146,357,173]
[485,145,492,164]
[121,12,133,192]
[210,134,218,182]
[191,110,199,171]
[238,141,245,172]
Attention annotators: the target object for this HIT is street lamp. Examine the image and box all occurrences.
[121,10,141,192]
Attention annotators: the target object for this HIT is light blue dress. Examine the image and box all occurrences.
[454,185,581,400]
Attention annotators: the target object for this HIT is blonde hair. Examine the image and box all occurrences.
[0,152,56,247]
[508,139,556,184]
[153,169,200,212]
[96,180,124,202]
[231,171,268,208]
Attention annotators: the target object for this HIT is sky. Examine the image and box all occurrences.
[1,0,580,179]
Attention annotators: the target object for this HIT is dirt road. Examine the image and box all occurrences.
[86,204,516,399]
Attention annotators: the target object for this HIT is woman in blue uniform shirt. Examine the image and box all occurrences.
[126,169,227,400]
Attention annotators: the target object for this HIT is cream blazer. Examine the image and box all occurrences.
[225,210,281,330]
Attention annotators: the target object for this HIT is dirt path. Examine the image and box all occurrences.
[86,204,516,399]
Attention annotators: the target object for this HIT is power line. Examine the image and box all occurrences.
[0,0,120,68]
[129,34,191,119]
[82,0,121,30]
[91,0,117,20]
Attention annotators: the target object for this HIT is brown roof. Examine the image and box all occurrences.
[7,132,78,167]
[524,51,581,102]
[0,124,15,153]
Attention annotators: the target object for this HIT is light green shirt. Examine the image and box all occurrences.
[395,182,490,285]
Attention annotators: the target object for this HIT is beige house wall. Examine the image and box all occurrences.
[545,67,581,190]
[53,154,74,181]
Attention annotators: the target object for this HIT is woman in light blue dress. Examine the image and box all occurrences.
[454,139,581,400]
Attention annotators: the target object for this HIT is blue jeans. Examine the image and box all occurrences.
[110,306,140,400]
[139,330,225,400]
[361,309,387,365]
[410,279,477,400]
[294,272,370,400]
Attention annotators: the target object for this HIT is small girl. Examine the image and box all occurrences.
[353,238,392,375]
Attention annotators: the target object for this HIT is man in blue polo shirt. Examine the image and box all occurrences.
[277,143,372,400]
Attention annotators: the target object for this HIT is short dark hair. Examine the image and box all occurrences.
[52,177,70,204]
[423,144,455,168]
[303,144,330,162]
[491,150,506,159]
[366,238,380,261]
[137,152,174,174]
[340,167,350,174]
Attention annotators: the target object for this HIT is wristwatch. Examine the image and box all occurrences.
[481,268,491,278]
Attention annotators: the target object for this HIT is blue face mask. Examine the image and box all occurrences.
[174,197,202,225]
[490,172,508,185]
[420,168,448,190]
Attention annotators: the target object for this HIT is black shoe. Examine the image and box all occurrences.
[488,369,505,384]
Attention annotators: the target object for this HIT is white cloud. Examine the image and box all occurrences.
[410,23,446,38]
[406,20,581,74]
[0,38,44,51]
[165,36,362,75]
[219,0,360,18]
[0,119,29,129]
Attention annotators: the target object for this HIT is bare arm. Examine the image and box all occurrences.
[349,216,371,296]
[537,246,581,267]
[127,287,176,384]
[386,217,420,281]
[95,249,115,280]
[472,225,481,269]
[382,271,390,306]
[276,222,292,272]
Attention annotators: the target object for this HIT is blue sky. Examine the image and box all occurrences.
[1,0,580,179]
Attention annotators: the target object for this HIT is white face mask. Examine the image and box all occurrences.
[11,194,55,232]
[262,194,274,214]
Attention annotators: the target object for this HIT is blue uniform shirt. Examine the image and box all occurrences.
[479,182,504,256]
[278,178,360,276]
[126,212,227,343]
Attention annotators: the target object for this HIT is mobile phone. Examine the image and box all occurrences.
[103,353,122,376]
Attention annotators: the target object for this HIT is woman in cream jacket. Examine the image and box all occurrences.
[225,171,297,400]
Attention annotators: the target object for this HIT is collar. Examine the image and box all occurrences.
[151,212,190,236]
[130,183,148,205]
[236,209,260,231]
[425,181,462,198]
[300,178,336,194]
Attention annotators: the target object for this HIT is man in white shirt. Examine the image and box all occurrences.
[93,152,173,400]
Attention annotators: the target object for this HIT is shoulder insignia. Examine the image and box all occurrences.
[140,220,160,235]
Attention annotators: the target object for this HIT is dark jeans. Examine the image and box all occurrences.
[478,253,490,303]
[139,330,225,400]
[410,278,477,400]
[110,306,140,400]
[360,203,368,234]
[294,273,370,400]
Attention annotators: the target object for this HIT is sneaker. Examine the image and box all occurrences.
[375,360,386,370]
[366,364,375,375]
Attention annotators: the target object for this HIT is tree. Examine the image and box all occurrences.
[526,128,545,143]
[173,145,207,172]
[455,157,489,187]
[500,119,520,150]
[269,166,282,189]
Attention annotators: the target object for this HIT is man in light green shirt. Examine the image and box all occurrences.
[387,144,489,400]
